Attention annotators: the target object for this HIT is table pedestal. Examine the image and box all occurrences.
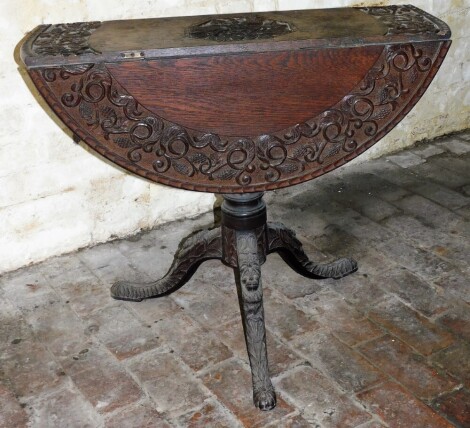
[111,193,357,410]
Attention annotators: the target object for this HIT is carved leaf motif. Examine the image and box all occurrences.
[188,153,209,164]
[100,106,117,121]
[324,143,342,159]
[114,137,136,149]
[378,87,392,105]
[276,161,300,173]
[212,167,239,180]
[79,102,95,123]
[172,159,194,177]
[370,105,392,121]
[409,67,418,83]
[292,146,309,158]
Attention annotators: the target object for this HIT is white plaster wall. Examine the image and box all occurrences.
[0,0,469,273]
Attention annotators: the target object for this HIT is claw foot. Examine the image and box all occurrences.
[254,387,276,411]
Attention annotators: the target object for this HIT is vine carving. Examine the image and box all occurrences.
[38,42,442,191]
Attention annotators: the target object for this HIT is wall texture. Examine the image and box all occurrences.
[1,0,469,274]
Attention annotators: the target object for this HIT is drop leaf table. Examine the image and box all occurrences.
[20,5,450,411]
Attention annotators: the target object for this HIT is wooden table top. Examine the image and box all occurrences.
[22,6,450,66]
[20,6,451,193]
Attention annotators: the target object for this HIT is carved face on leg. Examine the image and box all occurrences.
[237,233,262,291]
[240,254,261,291]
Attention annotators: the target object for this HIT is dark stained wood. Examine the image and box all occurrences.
[20,5,451,193]
[106,46,382,136]
[19,6,452,412]
[20,5,451,67]
[27,40,450,193]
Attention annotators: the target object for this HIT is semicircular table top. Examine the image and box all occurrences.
[21,5,451,193]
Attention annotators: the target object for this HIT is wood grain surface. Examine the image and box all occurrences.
[107,46,383,136]
[89,8,385,52]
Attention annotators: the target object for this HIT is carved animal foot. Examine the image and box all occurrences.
[254,386,277,411]
[267,222,358,279]
[235,230,276,411]
[111,228,222,301]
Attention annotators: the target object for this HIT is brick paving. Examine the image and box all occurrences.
[1,132,469,427]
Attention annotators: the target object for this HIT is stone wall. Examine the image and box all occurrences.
[1,0,469,273]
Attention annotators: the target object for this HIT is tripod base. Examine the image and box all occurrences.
[111,193,357,411]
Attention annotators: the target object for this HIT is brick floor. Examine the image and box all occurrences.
[0,133,469,427]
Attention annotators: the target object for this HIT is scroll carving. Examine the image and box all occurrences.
[267,222,357,279]
[31,22,101,56]
[35,41,446,192]
[111,228,222,301]
[186,15,294,42]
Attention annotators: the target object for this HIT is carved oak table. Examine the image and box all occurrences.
[21,5,450,411]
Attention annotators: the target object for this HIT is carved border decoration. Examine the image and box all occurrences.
[30,41,449,193]
[360,5,450,37]
[31,22,101,56]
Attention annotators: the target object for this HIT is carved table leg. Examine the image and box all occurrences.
[267,222,358,279]
[110,191,358,412]
[111,228,222,301]
[235,230,276,411]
